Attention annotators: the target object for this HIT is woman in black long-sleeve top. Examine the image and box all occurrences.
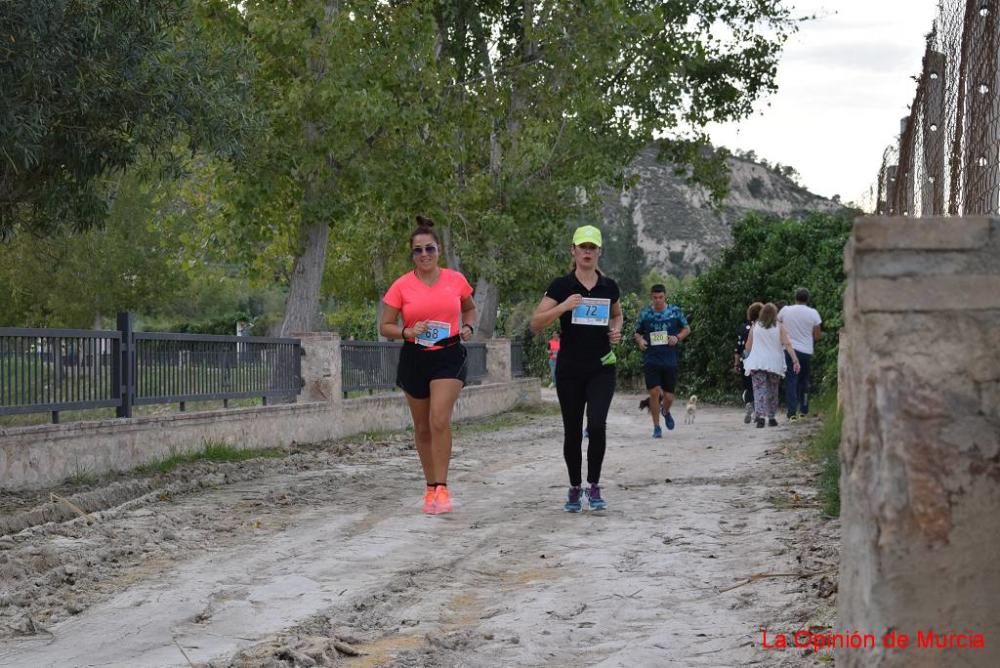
[530,225,623,513]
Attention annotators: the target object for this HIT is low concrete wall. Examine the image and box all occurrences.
[837,217,1000,666]
[0,335,539,491]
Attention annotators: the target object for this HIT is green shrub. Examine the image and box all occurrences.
[325,302,378,340]
[677,210,853,400]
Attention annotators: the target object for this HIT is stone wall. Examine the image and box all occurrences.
[0,337,540,491]
[837,216,1000,665]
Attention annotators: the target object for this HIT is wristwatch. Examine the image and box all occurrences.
[462,324,475,335]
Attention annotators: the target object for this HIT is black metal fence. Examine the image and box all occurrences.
[1,313,302,423]
[133,332,301,408]
[2,322,516,420]
[0,329,122,419]
[341,341,488,396]
[465,343,487,383]
[510,341,526,377]
[340,341,401,394]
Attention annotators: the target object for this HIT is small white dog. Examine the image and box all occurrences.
[684,395,698,425]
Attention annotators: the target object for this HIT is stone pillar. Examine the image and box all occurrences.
[485,338,512,384]
[290,332,341,404]
[838,216,1000,666]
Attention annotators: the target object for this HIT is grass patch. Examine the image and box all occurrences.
[807,390,842,517]
[136,442,287,475]
[64,468,99,487]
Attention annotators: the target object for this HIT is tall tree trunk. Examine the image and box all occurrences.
[373,252,388,341]
[279,213,329,336]
[505,0,536,176]
[474,277,499,338]
[474,2,535,339]
[274,205,329,403]
[442,225,463,273]
[278,1,339,337]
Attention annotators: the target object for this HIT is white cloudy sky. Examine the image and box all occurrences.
[706,0,940,205]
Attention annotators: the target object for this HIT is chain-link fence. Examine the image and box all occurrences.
[871,0,1000,216]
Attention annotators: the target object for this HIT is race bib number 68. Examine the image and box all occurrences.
[416,320,451,347]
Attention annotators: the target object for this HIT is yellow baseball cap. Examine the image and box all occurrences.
[572,225,602,247]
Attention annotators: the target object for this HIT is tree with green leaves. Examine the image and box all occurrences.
[0,0,254,238]
[0,170,190,328]
[228,2,448,335]
[428,1,794,334]
[233,1,796,337]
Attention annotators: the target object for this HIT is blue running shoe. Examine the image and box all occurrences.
[653,425,663,438]
[665,412,675,430]
[564,486,582,513]
[586,485,607,510]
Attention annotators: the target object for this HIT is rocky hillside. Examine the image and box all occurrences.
[600,145,842,286]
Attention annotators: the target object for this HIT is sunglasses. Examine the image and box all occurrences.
[411,245,438,256]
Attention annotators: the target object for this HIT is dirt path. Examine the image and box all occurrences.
[0,389,838,667]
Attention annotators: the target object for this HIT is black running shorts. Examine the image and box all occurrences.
[643,364,678,392]
[396,342,468,399]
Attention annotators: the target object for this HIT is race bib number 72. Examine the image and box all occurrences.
[571,298,611,326]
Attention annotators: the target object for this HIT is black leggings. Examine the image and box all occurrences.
[555,365,616,487]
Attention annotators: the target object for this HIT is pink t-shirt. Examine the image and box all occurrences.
[383,268,474,345]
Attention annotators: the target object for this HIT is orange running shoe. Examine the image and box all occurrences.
[433,485,453,514]
[423,485,436,514]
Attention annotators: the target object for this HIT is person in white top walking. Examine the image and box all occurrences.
[744,303,800,427]
[777,287,822,421]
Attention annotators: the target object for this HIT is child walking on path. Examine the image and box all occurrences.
[743,302,800,428]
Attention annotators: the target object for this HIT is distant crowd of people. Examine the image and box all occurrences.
[735,288,822,428]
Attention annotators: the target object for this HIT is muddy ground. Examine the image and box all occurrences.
[0,389,839,667]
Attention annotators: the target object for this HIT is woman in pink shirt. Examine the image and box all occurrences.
[547,331,560,386]
[379,216,478,514]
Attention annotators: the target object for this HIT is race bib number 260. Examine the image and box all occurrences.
[571,298,611,326]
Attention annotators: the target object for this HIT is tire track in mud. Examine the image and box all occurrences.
[0,397,837,667]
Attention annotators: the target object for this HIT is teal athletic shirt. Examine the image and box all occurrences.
[635,304,688,368]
